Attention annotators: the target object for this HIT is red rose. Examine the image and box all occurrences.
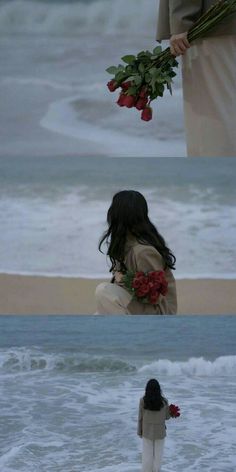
[136,97,148,110]
[169,404,180,418]
[148,282,154,290]
[117,93,126,107]
[132,278,141,289]
[122,95,136,108]
[154,271,164,282]
[160,280,168,295]
[136,271,144,278]
[137,284,149,297]
[139,86,148,98]
[141,107,153,121]
[121,81,132,91]
[107,79,119,92]
[137,276,147,285]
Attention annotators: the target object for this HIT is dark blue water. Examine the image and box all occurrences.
[1,315,236,359]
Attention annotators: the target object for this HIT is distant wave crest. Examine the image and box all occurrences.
[0,348,136,373]
[139,356,236,377]
[0,0,156,35]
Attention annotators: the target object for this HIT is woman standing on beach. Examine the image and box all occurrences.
[138,379,171,472]
[156,0,236,157]
[95,190,177,315]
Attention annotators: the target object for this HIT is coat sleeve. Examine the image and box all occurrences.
[165,401,171,420]
[169,0,203,34]
[137,398,143,437]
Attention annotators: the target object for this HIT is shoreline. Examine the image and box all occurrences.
[0,274,236,315]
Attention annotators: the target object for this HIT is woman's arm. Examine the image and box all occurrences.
[169,0,202,55]
[137,398,143,437]
[165,401,171,420]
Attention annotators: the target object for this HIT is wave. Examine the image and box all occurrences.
[0,0,157,35]
[1,350,236,377]
[0,348,136,373]
[139,356,236,377]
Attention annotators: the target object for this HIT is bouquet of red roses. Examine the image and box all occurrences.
[106,0,236,121]
[169,404,181,418]
[122,270,168,305]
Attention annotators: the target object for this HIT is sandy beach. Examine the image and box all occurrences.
[0,274,235,315]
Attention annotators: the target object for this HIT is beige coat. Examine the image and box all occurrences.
[137,397,171,440]
[156,0,236,40]
[115,237,177,315]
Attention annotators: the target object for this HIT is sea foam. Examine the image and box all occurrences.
[0,0,157,35]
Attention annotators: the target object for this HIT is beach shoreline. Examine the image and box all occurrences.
[0,273,236,315]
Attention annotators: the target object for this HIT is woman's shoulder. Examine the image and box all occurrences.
[130,241,162,259]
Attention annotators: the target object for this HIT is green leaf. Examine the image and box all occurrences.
[133,75,142,86]
[153,46,162,55]
[158,84,165,93]
[137,50,146,57]
[106,66,118,75]
[126,87,138,96]
[121,55,136,64]
[138,63,145,75]
[126,65,134,74]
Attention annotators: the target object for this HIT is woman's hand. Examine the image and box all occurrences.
[114,271,124,284]
[170,32,190,56]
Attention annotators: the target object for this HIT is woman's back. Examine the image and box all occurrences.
[138,397,170,440]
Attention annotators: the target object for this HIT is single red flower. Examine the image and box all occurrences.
[132,278,141,289]
[137,284,150,297]
[139,86,148,98]
[122,95,136,108]
[136,97,148,110]
[141,106,153,121]
[107,79,119,92]
[117,93,126,107]
[148,282,155,290]
[137,276,148,285]
[121,81,132,91]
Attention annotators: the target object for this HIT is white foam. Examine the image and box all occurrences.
[1,188,236,277]
[0,0,157,35]
[0,446,23,468]
[40,93,186,158]
[139,356,236,376]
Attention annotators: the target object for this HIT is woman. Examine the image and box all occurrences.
[156,0,236,157]
[95,190,177,315]
[138,379,171,472]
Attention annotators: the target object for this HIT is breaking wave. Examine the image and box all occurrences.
[0,0,157,35]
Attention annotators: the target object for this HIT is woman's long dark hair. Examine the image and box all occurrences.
[99,190,176,272]
[143,379,166,411]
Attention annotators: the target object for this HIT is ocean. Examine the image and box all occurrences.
[1,315,236,472]
[1,156,236,279]
[0,0,185,158]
